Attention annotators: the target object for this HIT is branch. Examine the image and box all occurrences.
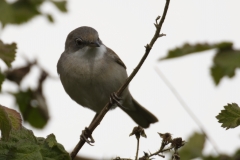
[71,0,170,159]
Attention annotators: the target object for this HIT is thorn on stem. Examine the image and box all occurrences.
[159,33,166,37]
[155,15,161,24]
[144,44,152,49]
[158,154,165,158]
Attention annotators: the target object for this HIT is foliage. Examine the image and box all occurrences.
[176,132,240,160]
[216,103,240,129]
[1,60,50,129]
[0,105,22,140]
[0,40,17,91]
[178,132,205,159]
[12,88,49,129]
[0,40,17,68]
[0,1,240,159]
[160,42,240,85]
[0,105,71,160]
[9,66,50,129]
[0,0,67,128]
[0,72,4,91]
[160,43,216,60]
[0,0,67,27]
[159,41,240,158]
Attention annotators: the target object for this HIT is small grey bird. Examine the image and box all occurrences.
[57,26,158,128]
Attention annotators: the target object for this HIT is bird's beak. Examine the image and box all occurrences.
[88,41,100,47]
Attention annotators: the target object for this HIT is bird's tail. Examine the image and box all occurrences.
[122,98,158,128]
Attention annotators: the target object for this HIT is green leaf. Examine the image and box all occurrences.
[0,105,12,140]
[40,134,70,160]
[216,103,240,129]
[0,127,71,160]
[46,134,57,148]
[0,105,22,140]
[0,0,67,27]
[12,88,49,129]
[211,49,240,85]
[233,149,240,159]
[179,132,205,159]
[202,155,232,160]
[0,40,17,68]
[160,42,216,60]
[215,42,233,51]
[160,42,240,85]
[0,0,13,28]
[50,1,67,12]
[0,71,4,91]
[46,14,54,23]
[0,0,40,27]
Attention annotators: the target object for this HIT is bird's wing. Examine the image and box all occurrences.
[106,47,126,69]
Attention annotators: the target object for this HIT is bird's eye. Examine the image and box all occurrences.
[75,38,83,46]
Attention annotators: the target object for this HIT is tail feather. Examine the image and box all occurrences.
[122,98,158,128]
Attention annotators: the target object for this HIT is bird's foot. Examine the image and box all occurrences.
[109,92,124,108]
[80,127,95,146]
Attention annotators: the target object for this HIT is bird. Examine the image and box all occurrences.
[57,26,158,128]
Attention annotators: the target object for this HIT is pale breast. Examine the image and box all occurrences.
[57,46,128,112]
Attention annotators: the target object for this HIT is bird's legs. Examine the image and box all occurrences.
[80,113,98,145]
[81,92,123,145]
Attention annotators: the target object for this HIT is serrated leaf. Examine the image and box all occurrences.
[179,132,205,159]
[0,105,12,140]
[50,1,67,12]
[211,49,240,85]
[0,40,17,68]
[159,42,216,60]
[39,134,70,160]
[0,127,71,160]
[0,105,22,140]
[216,103,240,129]
[3,106,22,130]
[0,71,4,91]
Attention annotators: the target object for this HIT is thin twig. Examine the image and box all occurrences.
[148,147,173,158]
[135,138,139,160]
[154,67,220,154]
[148,141,170,158]
[70,1,170,159]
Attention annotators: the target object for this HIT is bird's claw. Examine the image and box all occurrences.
[109,92,124,108]
[80,127,95,146]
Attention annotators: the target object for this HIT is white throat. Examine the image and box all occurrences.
[73,45,106,60]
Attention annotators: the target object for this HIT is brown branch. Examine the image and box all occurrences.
[148,146,174,158]
[70,0,170,159]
